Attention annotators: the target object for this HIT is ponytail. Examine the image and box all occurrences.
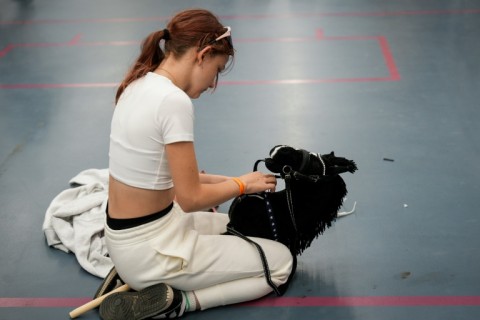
[115,29,169,104]
[115,9,235,105]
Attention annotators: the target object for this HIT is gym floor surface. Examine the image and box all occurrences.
[1,0,479,319]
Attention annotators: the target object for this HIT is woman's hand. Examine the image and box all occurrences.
[166,142,276,212]
[238,171,277,194]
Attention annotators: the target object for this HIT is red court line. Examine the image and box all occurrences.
[0,83,118,89]
[315,30,400,81]
[0,34,84,58]
[1,31,381,59]
[0,297,90,308]
[0,29,399,88]
[0,16,170,26]
[0,77,397,89]
[220,9,480,20]
[1,296,480,308]
[242,296,480,307]
[220,77,397,86]
[377,36,401,81]
[1,9,480,25]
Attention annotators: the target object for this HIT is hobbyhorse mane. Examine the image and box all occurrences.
[262,145,357,254]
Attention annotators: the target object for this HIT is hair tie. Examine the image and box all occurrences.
[163,29,171,41]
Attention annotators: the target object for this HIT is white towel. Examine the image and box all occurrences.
[42,169,113,278]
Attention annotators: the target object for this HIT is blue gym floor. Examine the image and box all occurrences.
[1,0,479,319]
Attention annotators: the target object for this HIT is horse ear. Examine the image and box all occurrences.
[269,145,288,158]
[265,145,293,173]
[269,145,296,159]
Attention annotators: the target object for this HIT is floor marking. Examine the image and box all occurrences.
[0,83,118,89]
[242,296,480,307]
[1,9,479,25]
[1,296,480,308]
[0,297,90,308]
[0,29,399,88]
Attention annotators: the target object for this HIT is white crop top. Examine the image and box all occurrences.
[109,72,194,190]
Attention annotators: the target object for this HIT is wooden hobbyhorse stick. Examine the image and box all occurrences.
[69,284,130,319]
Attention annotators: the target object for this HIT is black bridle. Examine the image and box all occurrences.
[254,149,327,235]
[227,150,327,296]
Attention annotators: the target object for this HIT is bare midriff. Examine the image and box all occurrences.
[107,175,175,219]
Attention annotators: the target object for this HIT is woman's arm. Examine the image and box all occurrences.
[199,172,231,184]
[166,141,276,213]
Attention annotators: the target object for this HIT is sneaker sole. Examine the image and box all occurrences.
[94,267,123,299]
[99,283,173,320]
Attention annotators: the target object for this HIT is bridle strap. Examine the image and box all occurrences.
[298,149,311,172]
[253,159,264,172]
[226,225,282,296]
[254,152,326,238]
[229,152,326,296]
[283,168,298,234]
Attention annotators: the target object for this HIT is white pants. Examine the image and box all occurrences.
[105,203,293,310]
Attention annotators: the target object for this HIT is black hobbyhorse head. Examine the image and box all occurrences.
[264,145,357,177]
[228,145,357,256]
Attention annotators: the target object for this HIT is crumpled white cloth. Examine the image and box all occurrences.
[42,168,112,278]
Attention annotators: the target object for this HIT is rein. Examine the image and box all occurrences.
[228,151,326,296]
[254,150,327,237]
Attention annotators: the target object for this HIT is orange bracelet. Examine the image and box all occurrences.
[232,177,246,195]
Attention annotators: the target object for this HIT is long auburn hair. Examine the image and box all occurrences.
[115,9,234,104]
